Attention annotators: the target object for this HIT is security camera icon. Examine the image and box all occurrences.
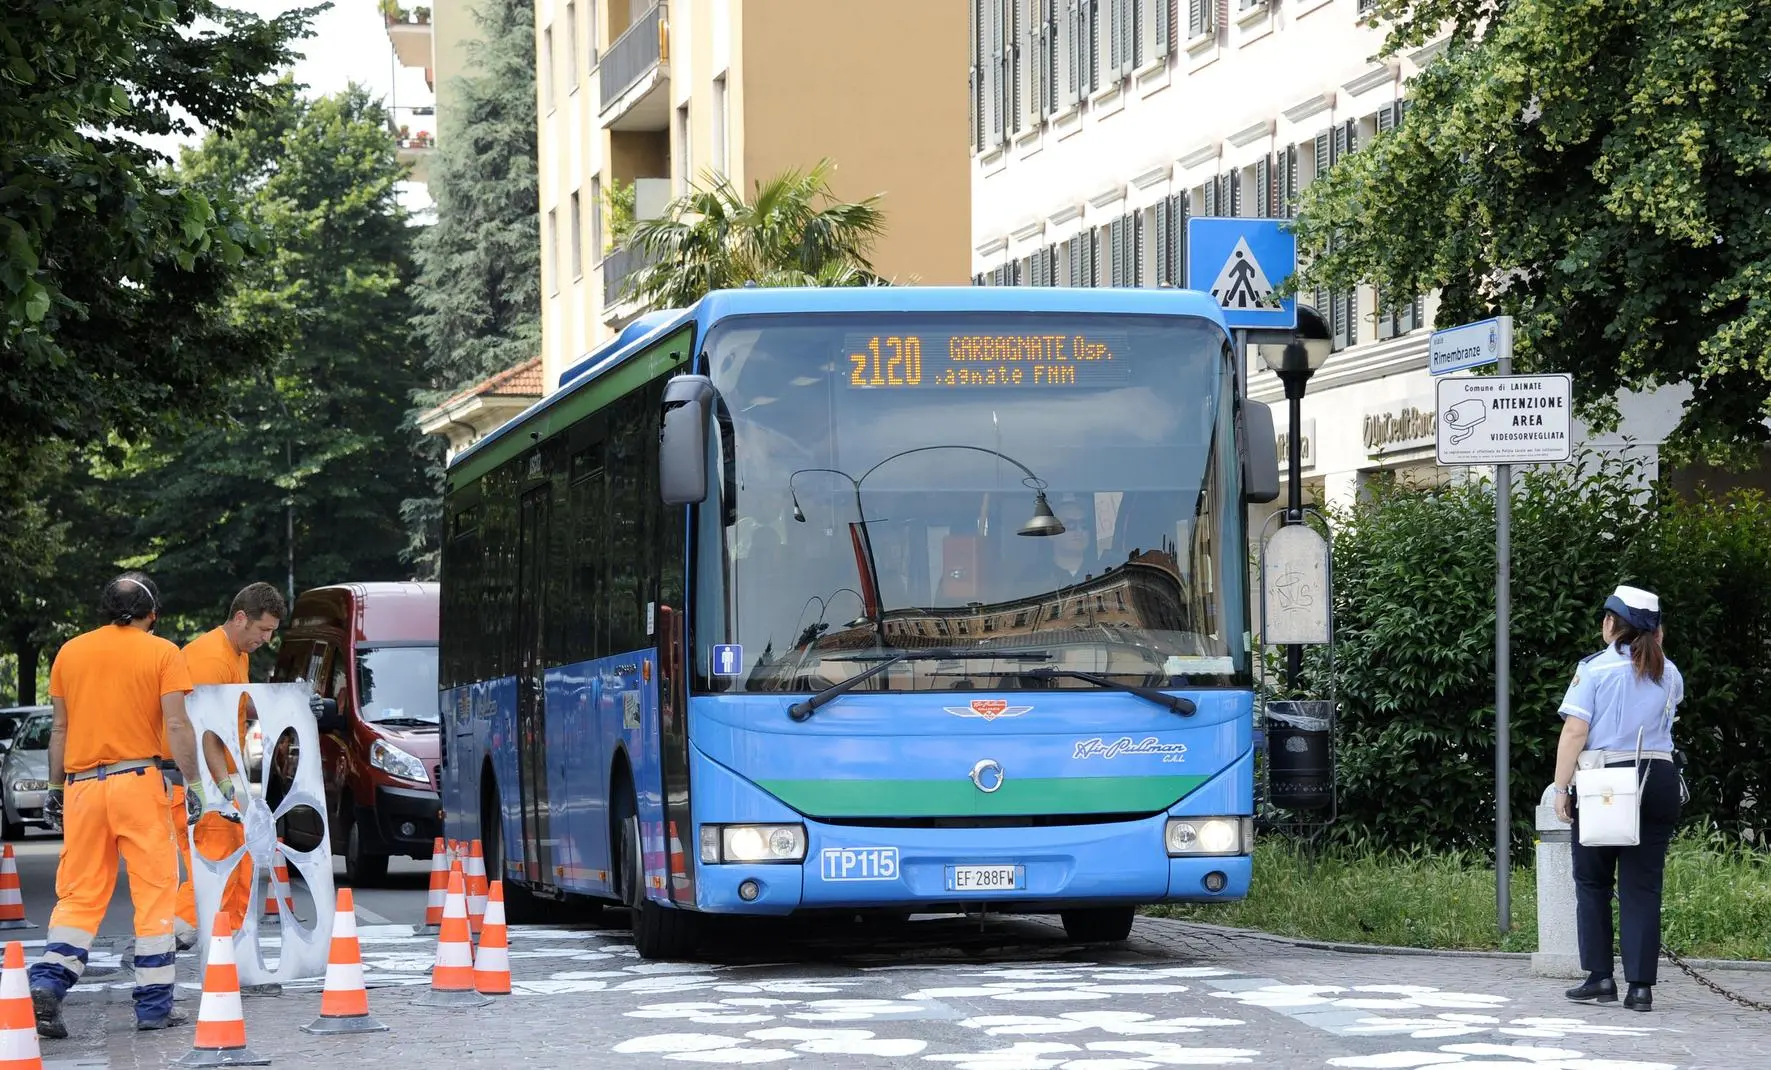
[1444,399,1488,445]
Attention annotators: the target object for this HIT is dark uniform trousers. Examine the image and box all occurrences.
[1571,757,1681,985]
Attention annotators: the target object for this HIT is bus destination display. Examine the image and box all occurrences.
[845,333,1122,390]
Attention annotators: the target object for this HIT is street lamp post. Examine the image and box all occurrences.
[1256,305,1333,691]
[790,445,1065,646]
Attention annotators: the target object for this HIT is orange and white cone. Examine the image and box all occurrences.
[416,865,488,1008]
[302,888,388,1035]
[174,914,269,1067]
[418,837,448,933]
[473,880,511,996]
[0,848,32,931]
[0,941,42,1070]
[464,840,489,936]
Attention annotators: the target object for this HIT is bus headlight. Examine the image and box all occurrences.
[1165,816,1252,856]
[700,824,807,864]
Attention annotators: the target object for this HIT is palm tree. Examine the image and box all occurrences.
[621,158,890,310]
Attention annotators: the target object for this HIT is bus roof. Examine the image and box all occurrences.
[448,286,1231,480]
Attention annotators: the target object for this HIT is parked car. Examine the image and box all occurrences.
[2,708,53,839]
[267,582,440,885]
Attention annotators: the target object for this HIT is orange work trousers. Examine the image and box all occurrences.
[34,769,178,1003]
[169,785,252,933]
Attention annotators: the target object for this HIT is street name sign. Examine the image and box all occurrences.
[1435,373,1574,466]
[1429,315,1511,376]
[1185,218,1297,330]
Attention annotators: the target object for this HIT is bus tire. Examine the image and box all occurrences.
[618,807,698,960]
[1060,906,1137,943]
[481,775,547,924]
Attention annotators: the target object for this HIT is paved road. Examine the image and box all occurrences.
[16,911,1771,1069]
[6,826,431,934]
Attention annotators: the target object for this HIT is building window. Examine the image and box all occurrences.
[566,2,579,90]
[589,177,604,258]
[712,74,729,176]
[588,0,599,65]
[569,190,583,279]
[543,27,555,111]
[1187,0,1214,41]
[546,208,559,295]
[676,104,691,189]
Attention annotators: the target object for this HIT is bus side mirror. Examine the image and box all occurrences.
[660,374,717,505]
[1242,400,1280,504]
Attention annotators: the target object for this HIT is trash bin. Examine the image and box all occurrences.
[1265,699,1334,811]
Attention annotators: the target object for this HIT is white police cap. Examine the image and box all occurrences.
[1603,585,1661,629]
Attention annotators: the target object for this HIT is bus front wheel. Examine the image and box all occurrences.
[1060,906,1137,943]
[617,804,698,960]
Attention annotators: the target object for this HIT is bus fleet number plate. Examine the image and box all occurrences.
[945,864,1024,892]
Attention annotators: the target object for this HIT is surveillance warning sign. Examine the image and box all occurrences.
[1435,373,1574,466]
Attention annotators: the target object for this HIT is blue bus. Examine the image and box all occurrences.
[438,286,1281,958]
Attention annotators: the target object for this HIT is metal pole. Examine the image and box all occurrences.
[1495,347,1513,933]
[286,437,296,605]
[1285,389,1304,691]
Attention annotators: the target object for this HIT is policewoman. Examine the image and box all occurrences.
[28,573,202,1037]
[1552,585,1684,1012]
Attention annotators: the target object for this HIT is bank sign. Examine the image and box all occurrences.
[1435,374,1574,465]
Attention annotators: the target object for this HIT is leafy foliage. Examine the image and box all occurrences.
[0,0,317,455]
[121,84,429,625]
[624,159,889,311]
[1316,453,1771,854]
[1296,0,1771,463]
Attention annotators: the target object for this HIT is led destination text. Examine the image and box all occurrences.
[847,333,1118,390]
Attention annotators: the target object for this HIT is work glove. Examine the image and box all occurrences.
[43,786,63,833]
[309,691,324,718]
[185,781,204,825]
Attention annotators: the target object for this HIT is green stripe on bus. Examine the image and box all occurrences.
[757,775,1210,818]
[446,326,695,491]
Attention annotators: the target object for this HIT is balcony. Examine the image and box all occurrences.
[601,243,659,320]
[382,5,434,70]
[393,126,436,184]
[599,4,669,131]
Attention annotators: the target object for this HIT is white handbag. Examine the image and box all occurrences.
[1574,727,1646,847]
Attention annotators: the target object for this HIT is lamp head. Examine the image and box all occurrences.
[790,489,806,523]
[1256,303,1333,380]
[1018,491,1067,537]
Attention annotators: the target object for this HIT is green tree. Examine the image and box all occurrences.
[624,159,889,310]
[1294,0,1771,463]
[122,83,429,625]
[403,0,541,576]
[0,0,317,457]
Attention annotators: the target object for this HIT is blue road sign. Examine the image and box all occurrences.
[1185,217,1297,330]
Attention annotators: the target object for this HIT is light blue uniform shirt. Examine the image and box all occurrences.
[1557,643,1683,752]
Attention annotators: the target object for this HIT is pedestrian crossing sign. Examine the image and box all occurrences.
[1185,217,1297,330]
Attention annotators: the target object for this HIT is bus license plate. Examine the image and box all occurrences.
[946,864,1023,892]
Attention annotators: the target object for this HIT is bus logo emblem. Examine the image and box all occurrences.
[970,759,1005,793]
[945,699,1032,722]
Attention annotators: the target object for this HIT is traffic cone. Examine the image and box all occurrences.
[301,889,387,1035]
[0,942,41,1070]
[473,880,511,995]
[174,914,269,1067]
[416,865,488,1008]
[0,848,32,931]
[464,840,489,936]
[419,838,448,932]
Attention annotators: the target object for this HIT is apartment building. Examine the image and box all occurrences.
[534,0,972,394]
[967,0,1696,513]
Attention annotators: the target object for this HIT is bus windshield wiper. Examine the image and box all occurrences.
[788,648,1053,722]
[1012,667,1197,716]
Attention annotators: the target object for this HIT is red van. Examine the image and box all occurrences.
[268,582,440,885]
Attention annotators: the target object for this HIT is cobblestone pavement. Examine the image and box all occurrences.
[18,914,1771,1069]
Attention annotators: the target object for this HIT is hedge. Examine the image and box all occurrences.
[1291,451,1771,854]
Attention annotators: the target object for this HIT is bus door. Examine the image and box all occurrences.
[516,485,554,886]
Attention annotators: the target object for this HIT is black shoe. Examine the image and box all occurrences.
[31,987,67,1039]
[1565,977,1617,1003]
[136,1010,188,1031]
[1624,983,1653,1011]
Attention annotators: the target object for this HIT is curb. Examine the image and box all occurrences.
[1142,916,1771,973]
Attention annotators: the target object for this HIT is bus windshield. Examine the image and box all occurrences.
[697,312,1249,694]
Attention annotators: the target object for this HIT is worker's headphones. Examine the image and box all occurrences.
[112,576,159,624]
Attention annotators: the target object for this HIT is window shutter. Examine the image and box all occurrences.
[970,0,984,150]
[1225,171,1240,217]
[1154,199,1170,285]
[1090,229,1102,287]
[1085,0,1100,92]
[1254,157,1270,218]
[1024,0,1043,125]
[1202,178,1218,217]
[1118,0,1135,77]
[1331,123,1347,165]
[1172,192,1189,287]
[1283,144,1298,216]
[1343,118,1358,155]
[1133,210,1146,286]
[984,0,1002,146]
[1314,131,1331,177]
[1067,235,1081,285]
[1187,0,1208,39]
[1376,101,1396,135]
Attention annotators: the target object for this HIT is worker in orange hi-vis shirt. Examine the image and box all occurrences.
[170,582,288,947]
[28,572,200,1038]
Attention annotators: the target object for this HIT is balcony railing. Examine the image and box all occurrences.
[602,243,658,305]
[600,5,664,107]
